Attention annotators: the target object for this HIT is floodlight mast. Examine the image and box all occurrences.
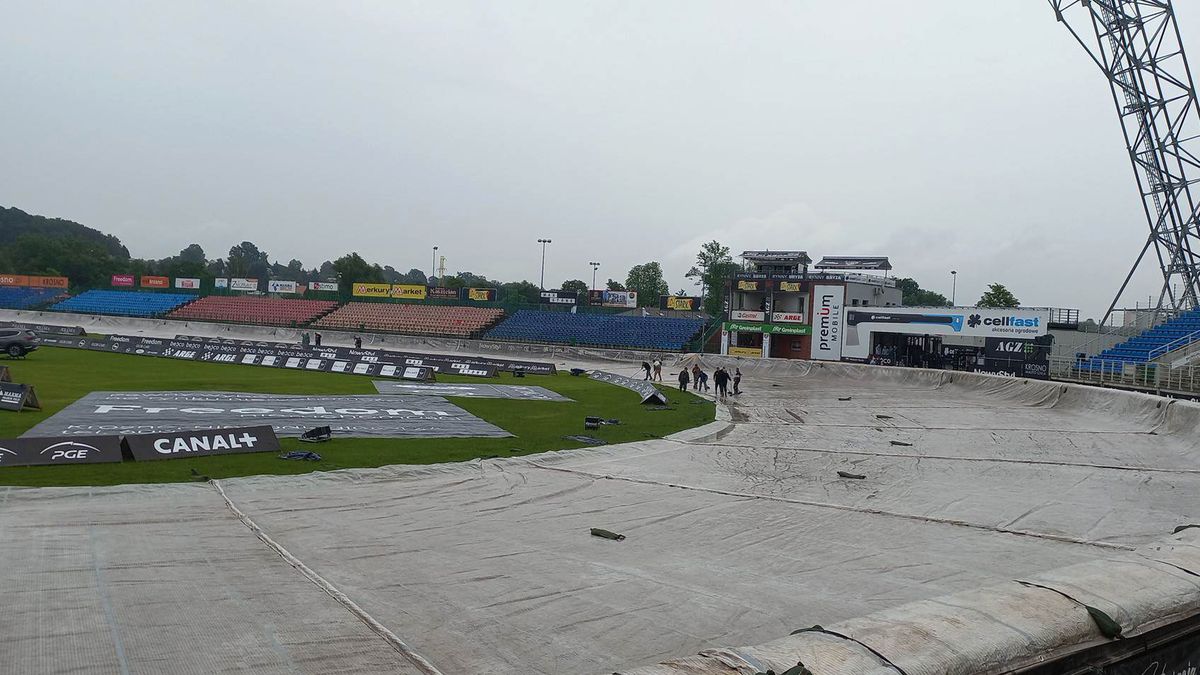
[1051,0,1200,324]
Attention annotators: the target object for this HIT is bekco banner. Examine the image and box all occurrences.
[111,274,135,287]
[174,277,201,290]
[309,281,339,292]
[353,283,391,298]
[123,425,281,461]
[467,288,496,302]
[391,284,427,300]
[230,278,258,291]
[268,280,298,294]
[141,275,170,288]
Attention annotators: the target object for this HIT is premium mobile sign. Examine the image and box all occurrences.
[24,391,511,439]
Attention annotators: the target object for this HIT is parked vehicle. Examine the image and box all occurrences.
[0,328,39,357]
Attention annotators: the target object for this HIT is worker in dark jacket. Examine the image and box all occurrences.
[677,369,690,391]
[713,367,730,398]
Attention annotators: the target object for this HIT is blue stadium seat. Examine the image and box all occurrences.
[0,287,63,310]
[1079,308,1200,372]
[50,290,197,317]
[485,310,705,351]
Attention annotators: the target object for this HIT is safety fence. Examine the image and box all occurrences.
[1050,355,1200,397]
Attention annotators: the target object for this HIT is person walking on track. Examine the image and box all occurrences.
[677,369,690,392]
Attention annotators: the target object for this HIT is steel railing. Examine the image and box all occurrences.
[1051,355,1200,395]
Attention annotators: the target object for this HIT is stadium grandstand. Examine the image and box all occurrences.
[313,302,504,338]
[0,286,64,310]
[168,295,338,327]
[485,309,706,351]
[1079,308,1200,372]
[50,290,196,317]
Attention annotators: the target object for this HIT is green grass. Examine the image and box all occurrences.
[0,347,714,487]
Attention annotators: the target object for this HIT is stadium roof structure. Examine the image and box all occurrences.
[2,345,1199,674]
[739,250,813,265]
[814,255,892,271]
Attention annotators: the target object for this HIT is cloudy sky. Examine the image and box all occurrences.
[1,1,1191,318]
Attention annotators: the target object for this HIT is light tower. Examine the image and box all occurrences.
[1051,0,1200,322]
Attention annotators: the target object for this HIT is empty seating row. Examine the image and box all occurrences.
[1080,308,1200,372]
[50,290,197,317]
[0,286,65,310]
[485,310,705,351]
[314,302,504,338]
[168,296,338,327]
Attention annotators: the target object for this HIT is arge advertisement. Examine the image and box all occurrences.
[372,381,570,401]
[0,435,124,467]
[811,284,845,361]
[842,307,1050,360]
[24,392,512,439]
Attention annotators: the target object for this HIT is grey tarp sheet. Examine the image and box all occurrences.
[1,359,1198,674]
[371,380,570,401]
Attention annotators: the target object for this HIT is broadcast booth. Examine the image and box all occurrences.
[720,251,901,359]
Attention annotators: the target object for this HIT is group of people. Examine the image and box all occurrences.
[642,360,741,398]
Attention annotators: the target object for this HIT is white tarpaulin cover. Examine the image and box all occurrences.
[1,355,1198,674]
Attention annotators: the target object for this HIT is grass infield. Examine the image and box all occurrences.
[0,347,714,487]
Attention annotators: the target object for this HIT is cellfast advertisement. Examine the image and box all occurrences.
[811,284,845,361]
[841,307,1051,360]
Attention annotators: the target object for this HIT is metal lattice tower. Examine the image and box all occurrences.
[1051,0,1200,322]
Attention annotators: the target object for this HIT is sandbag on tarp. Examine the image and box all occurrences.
[614,531,1200,675]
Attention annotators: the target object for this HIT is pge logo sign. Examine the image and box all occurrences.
[42,441,102,461]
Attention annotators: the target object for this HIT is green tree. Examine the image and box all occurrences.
[560,279,589,297]
[894,277,950,307]
[227,241,270,280]
[605,279,626,291]
[501,280,541,304]
[331,252,381,285]
[625,262,670,306]
[977,283,1020,308]
[686,240,739,315]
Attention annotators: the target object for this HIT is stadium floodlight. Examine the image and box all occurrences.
[589,261,600,291]
[538,239,552,290]
[951,270,957,306]
[432,246,438,286]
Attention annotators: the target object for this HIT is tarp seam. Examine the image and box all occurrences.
[209,479,444,675]
[524,461,1135,551]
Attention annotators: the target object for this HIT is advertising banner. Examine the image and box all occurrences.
[214,278,229,289]
[309,281,339,292]
[600,290,638,308]
[723,321,811,336]
[771,311,807,323]
[728,346,763,357]
[0,322,85,336]
[588,290,604,305]
[0,275,69,288]
[588,371,669,405]
[390,284,427,300]
[140,275,170,288]
[25,391,511,439]
[268,280,297,294]
[111,274,135,287]
[230,278,258,291]
[427,287,460,300]
[730,310,765,321]
[123,425,281,461]
[736,280,761,291]
[174,277,201,290]
[660,296,701,311]
[841,307,1051,360]
[777,281,803,292]
[353,282,391,298]
[467,288,496,302]
[0,435,124,467]
[811,284,845,362]
[539,290,578,305]
[0,383,41,412]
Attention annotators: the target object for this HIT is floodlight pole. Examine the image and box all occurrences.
[589,261,600,291]
[951,270,957,306]
[538,239,552,290]
[432,246,438,286]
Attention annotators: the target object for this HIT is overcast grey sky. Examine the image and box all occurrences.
[0,1,1190,317]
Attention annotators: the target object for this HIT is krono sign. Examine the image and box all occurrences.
[141,275,170,288]
[0,275,69,288]
[123,425,281,461]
